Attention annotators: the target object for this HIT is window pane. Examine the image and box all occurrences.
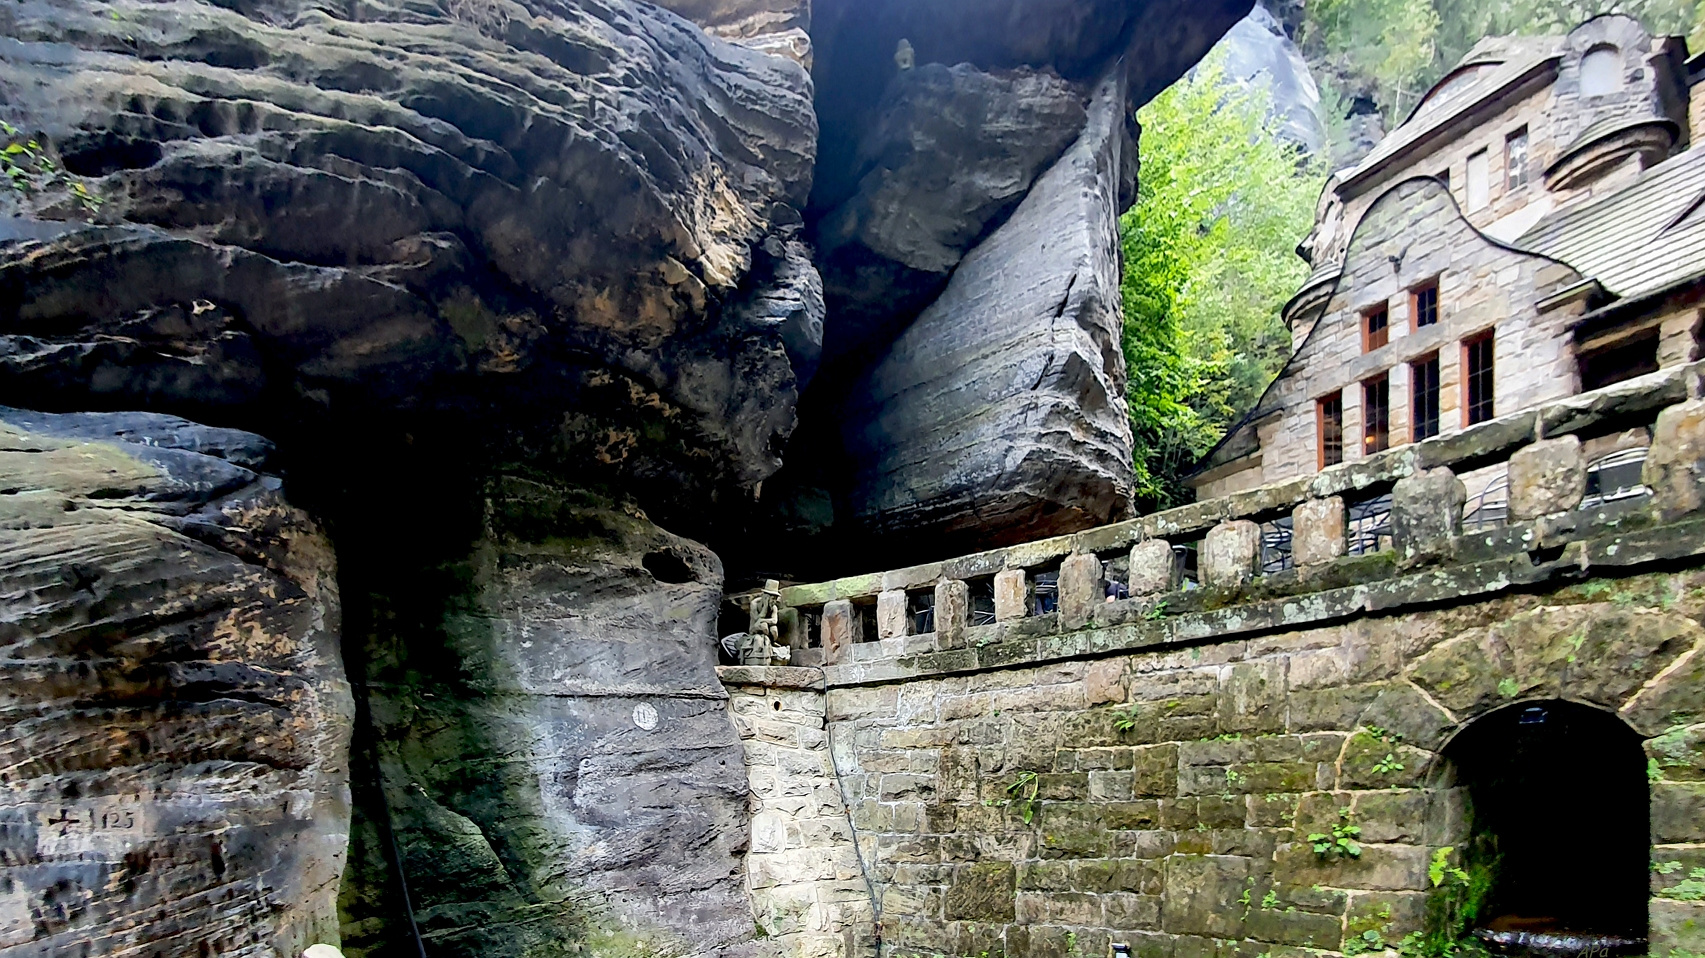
[1320,393,1344,467]
[1506,129,1529,189]
[1466,333,1495,424]
[1581,46,1621,96]
[1412,353,1440,440]
[1467,149,1490,211]
[1413,283,1439,327]
[1364,376,1390,454]
[1365,307,1389,351]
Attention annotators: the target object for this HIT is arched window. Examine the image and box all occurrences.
[1444,700,1648,948]
[1582,46,1623,96]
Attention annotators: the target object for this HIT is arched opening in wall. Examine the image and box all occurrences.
[1581,46,1623,97]
[1445,700,1648,950]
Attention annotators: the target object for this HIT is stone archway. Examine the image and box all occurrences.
[1443,699,1648,947]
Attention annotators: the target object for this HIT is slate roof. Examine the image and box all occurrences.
[1517,145,1705,301]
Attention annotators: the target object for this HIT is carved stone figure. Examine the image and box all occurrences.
[741,580,783,665]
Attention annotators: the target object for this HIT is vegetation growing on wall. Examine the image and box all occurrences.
[1118,54,1324,507]
[1,120,99,215]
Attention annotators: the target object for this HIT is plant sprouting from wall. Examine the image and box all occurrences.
[984,771,1041,824]
[1398,846,1497,958]
[2,121,99,215]
[1308,807,1364,859]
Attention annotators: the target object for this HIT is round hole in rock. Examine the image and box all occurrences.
[1444,699,1648,948]
[642,550,695,584]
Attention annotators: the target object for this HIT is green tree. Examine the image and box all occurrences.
[1120,54,1325,507]
[1301,0,1705,125]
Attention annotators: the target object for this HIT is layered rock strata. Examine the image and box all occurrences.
[0,408,350,957]
[839,68,1138,547]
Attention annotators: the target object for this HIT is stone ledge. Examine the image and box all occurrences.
[716,665,826,690]
[818,512,1705,688]
[776,360,1705,610]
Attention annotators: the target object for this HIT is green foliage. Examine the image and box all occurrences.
[1,121,99,214]
[1299,0,1705,126]
[1496,678,1521,698]
[1345,929,1389,956]
[1308,808,1364,859]
[1111,706,1141,734]
[1119,53,1324,507]
[1401,847,1497,958]
[1372,753,1407,775]
[1657,864,1705,901]
[984,771,1041,824]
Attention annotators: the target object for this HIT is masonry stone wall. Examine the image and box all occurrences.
[722,667,878,958]
[813,570,1705,958]
[1197,178,1586,500]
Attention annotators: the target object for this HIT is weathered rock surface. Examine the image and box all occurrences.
[1215,0,1325,154]
[654,0,812,64]
[342,481,749,958]
[837,68,1137,548]
[0,0,820,519]
[813,63,1088,360]
[0,408,350,957]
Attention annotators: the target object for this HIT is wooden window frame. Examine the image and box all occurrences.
[1410,351,1441,442]
[1363,373,1391,455]
[1363,304,1390,353]
[1463,330,1496,426]
[1318,391,1344,469]
[1506,126,1530,190]
[1410,278,1440,330]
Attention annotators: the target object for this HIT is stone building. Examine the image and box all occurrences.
[1189,15,1705,516]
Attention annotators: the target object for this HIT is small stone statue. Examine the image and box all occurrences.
[740,580,783,665]
[894,38,914,71]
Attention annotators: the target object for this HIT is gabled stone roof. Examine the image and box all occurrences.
[1338,35,1565,192]
[1518,145,1705,302]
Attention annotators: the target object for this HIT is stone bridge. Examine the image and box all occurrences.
[717,362,1705,958]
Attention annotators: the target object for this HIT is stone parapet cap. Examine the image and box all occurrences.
[716,665,826,690]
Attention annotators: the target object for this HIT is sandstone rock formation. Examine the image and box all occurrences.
[0,0,820,520]
[838,68,1137,547]
[1216,0,1325,155]
[339,480,748,958]
[0,0,1261,952]
[0,408,349,957]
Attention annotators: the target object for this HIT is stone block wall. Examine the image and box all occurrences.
[757,569,1705,958]
[722,667,878,958]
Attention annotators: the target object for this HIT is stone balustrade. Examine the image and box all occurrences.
[757,360,1705,677]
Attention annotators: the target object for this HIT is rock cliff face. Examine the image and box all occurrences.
[0,0,1256,953]
[337,479,747,958]
[0,0,820,520]
[838,68,1137,546]
[0,409,349,957]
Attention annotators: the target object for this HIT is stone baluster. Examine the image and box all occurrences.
[1128,539,1178,595]
[934,579,968,645]
[1508,435,1586,520]
[876,590,909,639]
[993,569,1027,621]
[1645,399,1705,520]
[1057,553,1104,630]
[821,599,858,665]
[1201,520,1261,588]
[1391,466,1466,565]
[1292,496,1346,568]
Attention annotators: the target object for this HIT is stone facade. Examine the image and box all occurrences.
[804,568,1705,958]
[721,667,876,958]
[725,374,1705,958]
[1198,177,1586,499]
[1192,16,1701,501]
